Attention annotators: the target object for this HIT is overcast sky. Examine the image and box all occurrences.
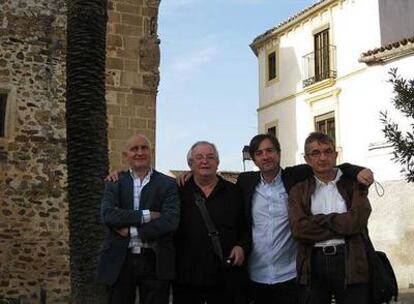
[155,0,316,174]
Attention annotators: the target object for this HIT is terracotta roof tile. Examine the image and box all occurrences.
[359,36,414,64]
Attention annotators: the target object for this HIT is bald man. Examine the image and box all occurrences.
[97,134,180,304]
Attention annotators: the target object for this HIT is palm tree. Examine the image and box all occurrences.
[66,0,108,302]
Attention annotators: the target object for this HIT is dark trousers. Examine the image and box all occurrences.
[250,278,298,304]
[173,283,233,304]
[300,246,369,304]
[108,250,170,304]
[173,267,250,304]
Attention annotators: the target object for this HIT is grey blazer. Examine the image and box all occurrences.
[97,170,180,285]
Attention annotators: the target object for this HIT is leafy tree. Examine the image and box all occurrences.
[66,0,108,302]
[380,68,414,182]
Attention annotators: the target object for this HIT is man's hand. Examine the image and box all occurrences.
[229,245,245,266]
[150,211,161,221]
[105,169,126,182]
[357,168,374,186]
[116,227,129,237]
[176,171,192,187]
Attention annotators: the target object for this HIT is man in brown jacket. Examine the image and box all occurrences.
[288,132,371,304]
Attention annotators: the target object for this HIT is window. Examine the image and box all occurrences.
[265,120,278,138]
[314,29,330,82]
[268,51,277,81]
[0,93,7,137]
[315,112,335,142]
[267,126,277,137]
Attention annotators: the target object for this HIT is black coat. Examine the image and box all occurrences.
[174,176,251,286]
[97,170,180,285]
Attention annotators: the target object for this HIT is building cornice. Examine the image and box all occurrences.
[250,0,339,56]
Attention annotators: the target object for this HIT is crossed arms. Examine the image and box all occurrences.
[101,179,180,241]
[288,180,371,244]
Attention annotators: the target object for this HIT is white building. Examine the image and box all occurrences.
[251,0,414,290]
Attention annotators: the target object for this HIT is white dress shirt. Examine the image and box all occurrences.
[129,169,152,253]
[311,169,346,247]
[248,169,297,284]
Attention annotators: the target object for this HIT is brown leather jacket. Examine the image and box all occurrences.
[288,175,371,285]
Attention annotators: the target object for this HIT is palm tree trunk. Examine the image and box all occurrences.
[66,0,108,302]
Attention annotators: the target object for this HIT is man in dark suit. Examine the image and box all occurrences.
[97,133,180,304]
[236,134,373,304]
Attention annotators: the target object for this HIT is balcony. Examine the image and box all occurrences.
[302,45,337,88]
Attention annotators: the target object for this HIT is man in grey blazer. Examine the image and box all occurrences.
[97,133,180,304]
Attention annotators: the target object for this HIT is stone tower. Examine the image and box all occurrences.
[106,0,160,169]
[0,0,160,302]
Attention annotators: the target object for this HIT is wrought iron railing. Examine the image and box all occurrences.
[302,44,337,87]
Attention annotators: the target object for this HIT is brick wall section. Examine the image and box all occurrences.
[0,0,69,303]
[106,0,160,169]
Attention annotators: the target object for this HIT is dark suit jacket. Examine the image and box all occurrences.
[97,170,180,285]
[236,163,363,227]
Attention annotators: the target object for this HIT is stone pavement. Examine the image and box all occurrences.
[397,289,414,304]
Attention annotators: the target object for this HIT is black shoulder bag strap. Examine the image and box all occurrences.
[193,191,224,262]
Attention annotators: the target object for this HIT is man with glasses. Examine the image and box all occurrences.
[173,141,250,304]
[288,132,371,304]
[236,133,372,304]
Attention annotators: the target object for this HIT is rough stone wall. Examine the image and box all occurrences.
[106,0,160,169]
[368,180,414,289]
[0,0,161,302]
[0,0,69,303]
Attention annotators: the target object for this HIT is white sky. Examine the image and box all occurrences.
[156,0,316,174]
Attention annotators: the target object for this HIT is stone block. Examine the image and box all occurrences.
[107,34,123,48]
[136,106,155,119]
[106,70,121,87]
[116,3,141,14]
[129,118,146,129]
[147,119,156,130]
[105,90,118,105]
[106,22,116,35]
[107,104,121,115]
[122,13,143,27]
[120,105,136,116]
[123,35,140,50]
[116,92,127,105]
[124,59,138,71]
[109,139,125,151]
[117,47,140,60]
[106,57,124,70]
[143,73,159,90]
[113,116,128,128]
[121,71,142,87]
[110,128,135,140]
[108,11,121,24]
[115,24,142,37]
[116,0,144,5]
[126,94,145,106]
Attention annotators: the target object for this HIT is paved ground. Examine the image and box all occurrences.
[396,289,414,304]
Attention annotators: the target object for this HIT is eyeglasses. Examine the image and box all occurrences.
[306,148,335,158]
[193,154,217,162]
